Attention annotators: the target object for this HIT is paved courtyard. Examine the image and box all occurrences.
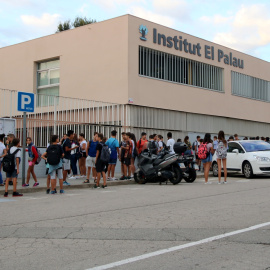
[0,175,270,270]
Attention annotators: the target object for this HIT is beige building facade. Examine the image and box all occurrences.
[0,14,270,141]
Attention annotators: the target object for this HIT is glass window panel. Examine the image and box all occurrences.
[50,69,60,84]
[37,86,59,107]
[37,71,49,86]
[38,59,60,70]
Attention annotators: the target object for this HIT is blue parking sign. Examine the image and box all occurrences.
[17,92,35,112]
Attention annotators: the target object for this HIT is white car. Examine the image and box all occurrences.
[212,140,270,178]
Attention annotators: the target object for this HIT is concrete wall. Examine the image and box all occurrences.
[0,16,129,104]
[127,15,270,124]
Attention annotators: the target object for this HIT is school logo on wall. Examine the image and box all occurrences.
[139,25,148,41]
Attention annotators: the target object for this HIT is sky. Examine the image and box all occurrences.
[0,0,270,62]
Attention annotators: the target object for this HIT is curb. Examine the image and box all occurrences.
[0,180,136,195]
[0,174,205,195]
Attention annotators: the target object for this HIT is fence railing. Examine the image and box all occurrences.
[0,89,130,146]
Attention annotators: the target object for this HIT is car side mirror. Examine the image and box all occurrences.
[232,149,239,154]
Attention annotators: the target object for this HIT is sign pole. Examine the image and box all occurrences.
[22,112,27,185]
[17,91,35,185]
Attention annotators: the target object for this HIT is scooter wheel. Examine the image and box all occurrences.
[169,164,182,185]
[134,171,147,184]
[184,168,197,183]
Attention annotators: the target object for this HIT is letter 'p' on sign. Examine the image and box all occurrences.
[17,92,35,113]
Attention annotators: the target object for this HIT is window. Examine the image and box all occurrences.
[37,59,60,106]
[139,46,224,92]
[232,71,270,102]
[227,142,245,153]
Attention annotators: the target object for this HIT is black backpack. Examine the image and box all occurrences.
[47,145,62,165]
[2,149,20,173]
[100,143,111,163]
[148,141,157,154]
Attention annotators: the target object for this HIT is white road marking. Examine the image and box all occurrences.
[236,180,251,183]
[24,197,48,200]
[0,199,16,203]
[86,221,270,270]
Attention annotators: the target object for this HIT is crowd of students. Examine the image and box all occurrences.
[1,130,270,196]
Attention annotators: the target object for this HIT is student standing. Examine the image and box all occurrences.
[167,132,175,154]
[22,137,39,187]
[213,136,218,151]
[199,133,215,184]
[216,131,228,184]
[94,133,107,189]
[69,133,80,179]
[137,132,148,155]
[6,134,15,151]
[130,133,138,178]
[4,138,23,197]
[106,130,120,181]
[0,134,7,186]
[85,132,98,183]
[119,132,127,180]
[42,135,65,194]
[126,132,135,179]
[120,133,132,180]
[62,130,78,185]
[79,133,87,178]
[184,136,192,151]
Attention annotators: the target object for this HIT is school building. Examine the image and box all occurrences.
[0,14,270,145]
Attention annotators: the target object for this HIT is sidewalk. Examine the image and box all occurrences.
[0,172,205,195]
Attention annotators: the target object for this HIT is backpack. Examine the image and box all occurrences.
[216,141,227,159]
[47,145,62,165]
[148,141,157,154]
[2,149,20,173]
[100,143,111,163]
[198,143,209,160]
[192,141,196,151]
[35,146,42,165]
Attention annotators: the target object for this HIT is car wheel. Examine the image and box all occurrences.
[212,162,218,177]
[243,162,254,179]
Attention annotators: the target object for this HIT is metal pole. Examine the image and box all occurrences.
[22,112,27,185]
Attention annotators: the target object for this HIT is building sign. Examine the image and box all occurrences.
[17,92,35,112]
[139,25,148,41]
[139,26,244,69]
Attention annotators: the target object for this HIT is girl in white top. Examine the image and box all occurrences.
[79,133,87,178]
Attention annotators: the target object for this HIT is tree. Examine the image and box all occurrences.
[56,20,72,33]
[73,17,96,28]
[56,17,96,33]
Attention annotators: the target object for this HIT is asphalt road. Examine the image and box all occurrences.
[0,175,270,270]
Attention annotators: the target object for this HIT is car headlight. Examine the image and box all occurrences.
[253,155,270,162]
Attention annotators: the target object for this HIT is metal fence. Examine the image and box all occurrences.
[0,89,130,147]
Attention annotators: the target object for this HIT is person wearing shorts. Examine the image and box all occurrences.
[62,130,78,185]
[119,133,132,180]
[4,138,23,197]
[85,132,98,183]
[42,135,65,194]
[106,130,119,181]
[200,133,214,184]
[22,137,39,187]
[79,133,87,178]
[216,130,228,184]
[94,133,107,189]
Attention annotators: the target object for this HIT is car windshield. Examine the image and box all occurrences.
[240,141,270,152]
